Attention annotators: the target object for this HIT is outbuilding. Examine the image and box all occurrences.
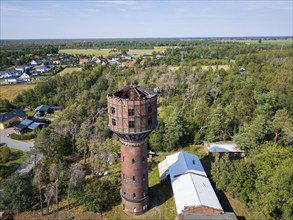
[203,142,245,159]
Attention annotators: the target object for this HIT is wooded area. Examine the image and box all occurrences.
[0,39,292,219]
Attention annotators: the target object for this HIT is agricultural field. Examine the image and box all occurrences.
[57,67,82,77]
[220,38,293,45]
[59,47,169,57]
[0,84,36,101]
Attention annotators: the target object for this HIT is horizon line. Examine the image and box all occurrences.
[1,35,293,41]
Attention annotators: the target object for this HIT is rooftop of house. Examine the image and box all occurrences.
[34,105,50,112]
[0,109,27,123]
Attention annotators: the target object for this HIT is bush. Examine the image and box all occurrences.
[1,146,11,163]
[10,132,36,140]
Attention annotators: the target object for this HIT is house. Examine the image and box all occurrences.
[121,54,132,60]
[35,65,52,73]
[31,60,39,65]
[14,119,34,134]
[203,141,245,159]
[121,61,135,67]
[158,152,237,220]
[86,61,97,66]
[53,59,61,65]
[19,72,32,82]
[0,109,28,129]
[141,53,152,57]
[156,54,165,59]
[34,104,51,117]
[140,60,146,65]
[15,66,25,72]
[50,105,62,112]
[5,77,22,84]
[0,70,22,79]
[79,59,89,65]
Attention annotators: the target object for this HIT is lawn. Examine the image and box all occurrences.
[0,84,36,101]
[57,67,82,77]
[0,146,25,177]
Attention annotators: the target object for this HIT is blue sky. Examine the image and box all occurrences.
[1,0,292,39]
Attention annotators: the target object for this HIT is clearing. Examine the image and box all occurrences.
[0,84,36,101]
[57,67,82,77]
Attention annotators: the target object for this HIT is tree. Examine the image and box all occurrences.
[0,173,36,212]
[49,163,63,213]
[0,99,13,113]
[271,109,293,145]
[67,163,85,210]
[33,166,44,216]
[1,146,11,163]
[44,183,55,216]
[81,179,119,214]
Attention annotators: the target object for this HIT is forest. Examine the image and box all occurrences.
[0,39,293,219]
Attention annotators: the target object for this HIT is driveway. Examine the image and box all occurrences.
[0,128,34,152]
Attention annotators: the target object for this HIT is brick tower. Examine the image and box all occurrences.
[107,86,157,215]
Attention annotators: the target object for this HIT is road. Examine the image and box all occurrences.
[0,128,42,173]
[0,128,34,152]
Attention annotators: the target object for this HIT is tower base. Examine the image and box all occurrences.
[121,194,149,215]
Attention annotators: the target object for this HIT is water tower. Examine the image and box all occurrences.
[107,86,157,215]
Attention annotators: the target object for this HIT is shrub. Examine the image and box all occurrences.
[1,146,11,163]
[10,132,36,140]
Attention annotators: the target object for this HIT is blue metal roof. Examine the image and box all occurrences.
[28,122,44,130]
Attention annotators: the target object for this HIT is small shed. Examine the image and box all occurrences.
[34,105,50,116]
[203,141,245,159]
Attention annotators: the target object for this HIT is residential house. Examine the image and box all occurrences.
[34,104,51,117]
[35,65,52,73]
[0,70,22,79]
[15,64,32,72]
[53,59,61,65]
[0,109,28,129]
[79,58,89,65]
[5,77,21,84]
[31,60,39,65]
[19,72,32,82]
[121,54,132,60]
[121,61,135,67]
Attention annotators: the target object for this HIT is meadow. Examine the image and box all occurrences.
[0,84,36,101]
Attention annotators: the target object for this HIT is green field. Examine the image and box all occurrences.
[57,67,82,76]
[221,38,293,45]
[59,47,168,56]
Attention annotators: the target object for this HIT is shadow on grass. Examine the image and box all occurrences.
[148,179,172,210]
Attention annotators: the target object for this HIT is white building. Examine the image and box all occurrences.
[159,152,223,215]
[203,142,245,159]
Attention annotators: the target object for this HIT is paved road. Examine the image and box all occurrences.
[0,128,34,152]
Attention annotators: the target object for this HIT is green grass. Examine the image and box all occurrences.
[0,147,25,177]
[221,38,293,45]
[25,110,35,117]
[57,67,82,77]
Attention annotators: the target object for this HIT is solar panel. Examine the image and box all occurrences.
[28,122,41,130]
[20,119,33,126]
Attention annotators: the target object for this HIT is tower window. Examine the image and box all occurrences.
[111,107,115,114]
[123,173,125,180]
[133,193,136,199]
[129,121,135,128]
[148,106,152,113]
[132,158,135,164]
[112,118,116,126]
[148,117,152,125]
[128,109,134,116]
[133,176,136,182]
[142,156,145,162]
[124,191,126,195]
[143,173,146,180]
[123,156,124,162]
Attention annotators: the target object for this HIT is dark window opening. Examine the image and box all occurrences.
[132,158,135,164]
[133,176,135,182]
[124,191,126,195]
[148,106,152,113]
[142,156,145,162]
[112,118,116,126]
[123,204,125,210]
[129,121,135,128]
[123,173,125,180]
[148,117,152,125]
[143,173,146,180]
[111,107,115,114]
[192,159,195,165]
[133,193,136,199]
[123,156,124,162]
[128,109,134,116]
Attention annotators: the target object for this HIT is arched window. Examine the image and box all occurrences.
[132,158,135,164]
[133,176,136,182]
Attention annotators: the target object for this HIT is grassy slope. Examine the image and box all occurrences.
[0,84,36,101]
[0,147,25,176]
[57,67,82,77]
